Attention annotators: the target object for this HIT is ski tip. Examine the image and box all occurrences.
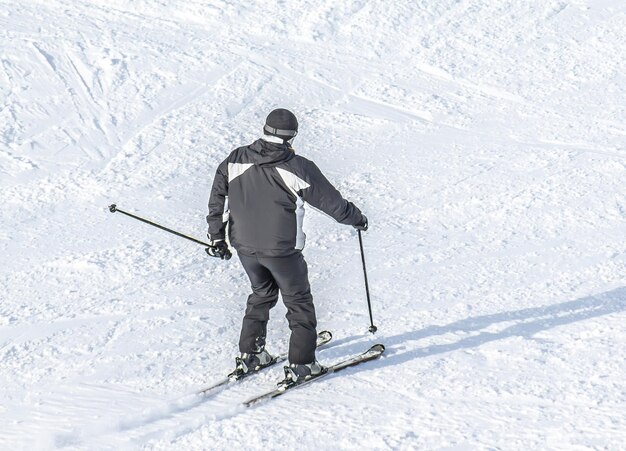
[370,343,385,353]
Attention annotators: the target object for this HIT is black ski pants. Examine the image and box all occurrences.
[238,251,317,364]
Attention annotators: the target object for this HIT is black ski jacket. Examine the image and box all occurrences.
[207,138,363,257]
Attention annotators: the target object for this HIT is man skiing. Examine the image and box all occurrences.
[206,108,368,382]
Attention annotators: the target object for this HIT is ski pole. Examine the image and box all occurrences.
[108,204,231,260]
[358,229,377,333]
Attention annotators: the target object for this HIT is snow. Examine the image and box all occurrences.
[1,0,625,449]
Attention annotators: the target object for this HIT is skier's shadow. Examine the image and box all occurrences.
[328,286,626,369]
[378,286,626,368]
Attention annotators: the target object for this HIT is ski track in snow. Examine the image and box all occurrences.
[1,0,625,450]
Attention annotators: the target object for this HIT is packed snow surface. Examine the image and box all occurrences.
[1,0,625,449]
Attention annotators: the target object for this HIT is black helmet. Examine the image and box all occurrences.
[264,108,298,141]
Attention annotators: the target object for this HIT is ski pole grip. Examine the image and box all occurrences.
[109,204,117,213]
[206,246,233,260]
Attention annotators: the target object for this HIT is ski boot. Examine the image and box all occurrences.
[280,361,326,387]
[228,349,275,379]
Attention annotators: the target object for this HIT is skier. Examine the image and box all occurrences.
[206,108,368,382]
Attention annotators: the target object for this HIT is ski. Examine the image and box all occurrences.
[243,343,385,407]
[197,330,333,396]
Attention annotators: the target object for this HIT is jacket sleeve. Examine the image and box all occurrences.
[206,159,229,241]
[300,161,363,226]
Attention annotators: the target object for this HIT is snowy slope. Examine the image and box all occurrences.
[1,0,625,449]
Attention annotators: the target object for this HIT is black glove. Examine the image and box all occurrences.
[206,240,232,260]
[354,215,368,231]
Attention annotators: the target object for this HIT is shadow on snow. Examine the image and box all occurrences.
[54,287,625,445]
[331,286,626,370]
